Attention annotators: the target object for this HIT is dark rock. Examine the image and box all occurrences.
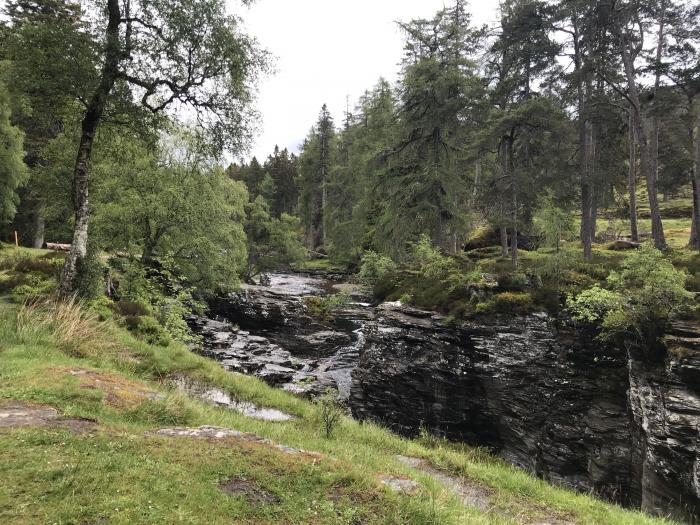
[349,306,700,523]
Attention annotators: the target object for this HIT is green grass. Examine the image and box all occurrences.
[0,247,680,524]
[291,258,348,272]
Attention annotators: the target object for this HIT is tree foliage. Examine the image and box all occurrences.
[567,246,695,343]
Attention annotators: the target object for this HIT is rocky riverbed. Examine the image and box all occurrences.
[196,273,371,400]
[192,271,700,523]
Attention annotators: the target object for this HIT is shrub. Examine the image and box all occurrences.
[88,295,115,322]
[14,254,63,277]
[411,235,457,281]
[566,286,624,324]
[316,388,344,438]
[303,293,350,323]
[114,300,151,317]
[124,315,172,347]
[497,272,529,292]
[10,273,57,301]
[110,257,203,345]
[358,251,397,287]
[567,245,695,343]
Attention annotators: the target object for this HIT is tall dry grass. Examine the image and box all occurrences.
[17,296,117,358]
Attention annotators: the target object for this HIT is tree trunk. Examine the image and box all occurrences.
[30,201,46,249]
[693,94,700,253]
[571,18,594,261]
[500,225,509,258]
[589,179,598,244]
[628,110,639,242]
[650,1,666,203]
[690,179,698,249]
[59,0,122,296]
[620,42,666,249]
[580,120,595,260]
[499,136,515,261]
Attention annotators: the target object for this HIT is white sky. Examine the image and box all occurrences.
[238,1,500,162]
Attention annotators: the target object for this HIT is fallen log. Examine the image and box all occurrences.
[45,243,72,252]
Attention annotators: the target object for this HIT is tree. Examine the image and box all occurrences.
[662,1,700,250]
[243,196,306,282]
[298,105,335,251]
[325,79,398,262]
[376,1,482,258]
[485,0,561,265]
[553,0,610,260]
[264,146,299,217]
[92,131,248,294]
[603,0,666,249]
[0,82,27,225]
[59,0,266,296]
[2,0,95,247]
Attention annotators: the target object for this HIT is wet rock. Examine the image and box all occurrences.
[172,378,294,422]
[350,306,700,522]
[298,330,352,354]
[257,364,298,385]
[194,273,369,400]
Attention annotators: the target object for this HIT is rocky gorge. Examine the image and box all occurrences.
[194,272,700,523]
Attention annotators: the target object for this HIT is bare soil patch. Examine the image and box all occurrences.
[219,478,280,506]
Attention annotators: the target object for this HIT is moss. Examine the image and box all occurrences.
[475,292,535,315]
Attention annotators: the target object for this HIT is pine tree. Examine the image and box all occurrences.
[298,105,335,251]
[0,82,27,225]
[376,1,482,257]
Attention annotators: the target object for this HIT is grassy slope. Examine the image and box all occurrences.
[0,246,678,525]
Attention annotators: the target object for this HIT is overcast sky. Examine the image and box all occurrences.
[238,1,500,162]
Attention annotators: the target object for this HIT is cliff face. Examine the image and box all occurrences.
[349,305,700,523]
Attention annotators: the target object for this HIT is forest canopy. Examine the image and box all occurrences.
[0,0,699,342]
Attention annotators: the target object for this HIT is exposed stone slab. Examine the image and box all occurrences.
[0,402,96,434]
[155,425,321,458]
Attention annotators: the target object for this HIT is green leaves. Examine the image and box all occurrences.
[0,82,28,224]
[567,246,695,343]
[92,130,248,294]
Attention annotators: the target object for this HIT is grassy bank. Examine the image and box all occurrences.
[0,245,679,524]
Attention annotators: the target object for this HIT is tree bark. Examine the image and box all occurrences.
[620,41,666,249]
[59,0,122,296]
[30,201,46,249]
[580,120,595,260]
[628,110,639,242]
[500,225,509,258]
[690,179,698,249]
[650,4,665,208]
[693,94,700,253]
[570,16,594,261]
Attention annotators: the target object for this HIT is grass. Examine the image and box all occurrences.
[291,258,348,272]
[0,246,680,524]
